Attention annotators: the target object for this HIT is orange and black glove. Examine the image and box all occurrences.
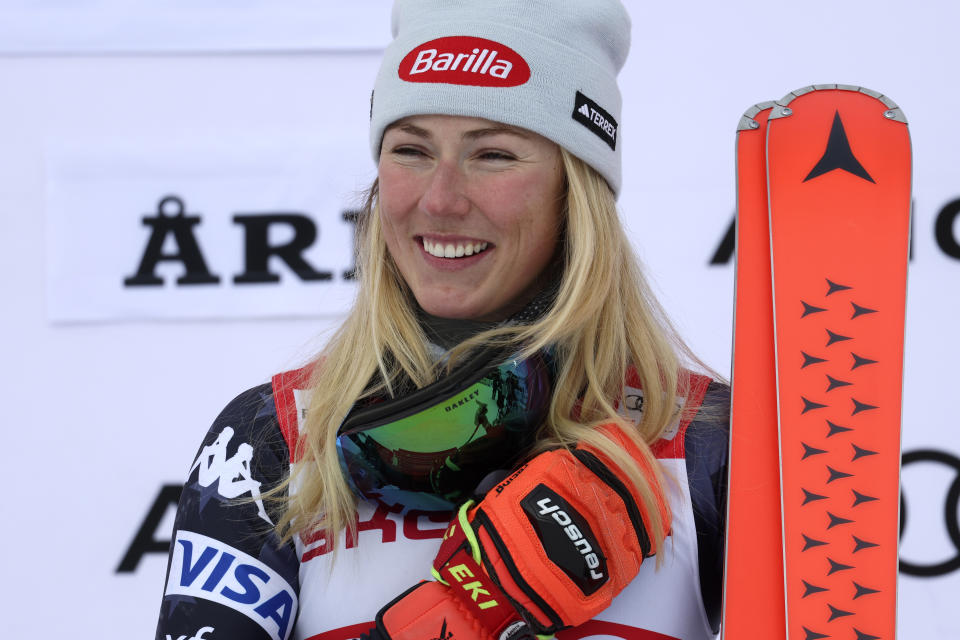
[362,423,671,640]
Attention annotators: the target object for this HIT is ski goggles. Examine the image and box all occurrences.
[336,346,555,511]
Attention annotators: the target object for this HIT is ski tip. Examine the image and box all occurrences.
[737,100,777,131]
[770,84,908,124]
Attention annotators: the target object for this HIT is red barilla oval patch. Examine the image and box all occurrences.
[398,36,531,88]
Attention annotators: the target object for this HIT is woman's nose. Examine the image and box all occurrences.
[418,160,470,218]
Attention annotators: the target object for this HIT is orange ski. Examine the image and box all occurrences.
[724,101,785,640]
[725,85,910,640]
[769,86,910,640]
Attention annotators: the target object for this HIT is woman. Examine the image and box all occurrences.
[156,2,729,639]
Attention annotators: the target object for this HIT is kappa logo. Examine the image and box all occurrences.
[399,36,531,87]
[190,426,271,524]
[571,91,618,151]
[166,626,215,640]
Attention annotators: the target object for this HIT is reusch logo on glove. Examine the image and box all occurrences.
[521,484,608,595]
[399,37,531,87]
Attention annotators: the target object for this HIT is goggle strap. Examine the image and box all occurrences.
[433,500,479,574]
[457,500,483,565]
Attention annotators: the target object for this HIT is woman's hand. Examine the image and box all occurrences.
[363,423,671,639]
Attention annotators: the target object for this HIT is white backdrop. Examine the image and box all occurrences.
[1,1,958,638]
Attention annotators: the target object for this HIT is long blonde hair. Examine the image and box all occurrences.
[276,149,694,556]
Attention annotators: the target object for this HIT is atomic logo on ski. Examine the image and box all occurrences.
[804,112,875,184]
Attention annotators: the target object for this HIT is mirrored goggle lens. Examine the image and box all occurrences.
[336,353,552,510]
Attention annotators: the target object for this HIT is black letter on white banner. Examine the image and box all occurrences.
[935,199,960,260]
[116,484,183,573]
[341,210,360,281]
[233,214,332,283]
[124,196,221,286]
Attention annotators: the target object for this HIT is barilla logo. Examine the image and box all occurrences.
[399,36,531,87]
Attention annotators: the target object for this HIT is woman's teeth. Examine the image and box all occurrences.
[422,238,489,259]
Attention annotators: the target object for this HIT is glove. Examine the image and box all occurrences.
[363,423,671,640]
[360,505,531,640]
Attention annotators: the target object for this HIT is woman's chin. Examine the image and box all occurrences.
[418,301,484,321]
[415,294,501,322]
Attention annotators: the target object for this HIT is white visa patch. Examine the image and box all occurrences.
[166,530,298,640]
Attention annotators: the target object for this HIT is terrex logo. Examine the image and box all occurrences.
[399,36,531,87]
[572,91,618,151]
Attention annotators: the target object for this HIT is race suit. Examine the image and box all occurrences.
[156,367,729,640]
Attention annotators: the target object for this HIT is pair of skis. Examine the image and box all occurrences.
[724,86,911,640]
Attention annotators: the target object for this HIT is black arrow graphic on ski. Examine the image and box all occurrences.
[804,111,875,183]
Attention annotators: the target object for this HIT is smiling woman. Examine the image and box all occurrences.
[156,2,730,640]
[379,115,564,321]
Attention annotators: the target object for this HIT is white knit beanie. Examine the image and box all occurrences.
[370,0,631,195]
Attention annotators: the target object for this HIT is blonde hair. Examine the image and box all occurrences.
[276,149,696,559]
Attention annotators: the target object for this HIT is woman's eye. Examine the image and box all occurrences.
[478,150,516,161]
[392,146,426,157]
